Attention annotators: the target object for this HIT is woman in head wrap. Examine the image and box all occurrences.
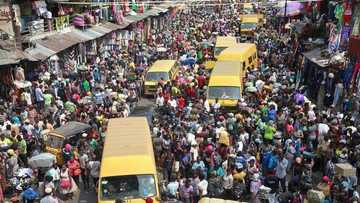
[62,144,73,164]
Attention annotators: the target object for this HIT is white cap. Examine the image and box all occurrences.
[45,187,52,194]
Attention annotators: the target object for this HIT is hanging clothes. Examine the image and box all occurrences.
[343,2,352,25]
[332,82,344,107]
[343,59,355,89]
[351,61,360,85]
[334,4,344,24]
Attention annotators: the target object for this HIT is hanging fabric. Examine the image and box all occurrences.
[343,2,352,25]
[334,4,344,24]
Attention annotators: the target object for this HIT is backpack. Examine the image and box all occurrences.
[263,152,278,171]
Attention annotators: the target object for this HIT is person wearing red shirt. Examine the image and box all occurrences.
[163,91,171,104]
[177,96,186,111]
[196,74,206,89]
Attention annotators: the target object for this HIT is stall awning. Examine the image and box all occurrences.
[25,44,57,61]
[36,32,81,54]
[72,28,103,41]
[302,48,330,68]
[0,49,31,66]
[100,22,125,31]
[90,24,113,35]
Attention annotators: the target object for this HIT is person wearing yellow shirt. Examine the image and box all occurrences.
[0,133,12,148]
[233,165,247,184]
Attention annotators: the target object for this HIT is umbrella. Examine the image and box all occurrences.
[246,86,257,93]
[181,57,197,66]
[28,153,56,168]
[277,2,304,17]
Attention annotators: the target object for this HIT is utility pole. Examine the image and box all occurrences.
[8,0,21,50]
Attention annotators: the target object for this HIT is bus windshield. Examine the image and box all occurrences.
[241,23,257,30]
[146,72,169,81]
[101,174,157,200]
[208,86,241,99]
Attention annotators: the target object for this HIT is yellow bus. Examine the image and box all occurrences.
[205,36,238,70]
[239,14,264,36]
[144,60,178,95]
[214,36,238,58]
[242,3,255,13]
[98,117,160,203]
[207,61,243,107]
[217,43,258,74]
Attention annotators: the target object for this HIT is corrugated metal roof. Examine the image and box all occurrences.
[23,3,178,61]
[100,22,124,30]
[91,24,112,35]
[25,44,57,61]
[36,32,81,53]
[72,29,103,41]
[0,49,28,66]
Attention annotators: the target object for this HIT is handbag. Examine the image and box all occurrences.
[60,178,71,189]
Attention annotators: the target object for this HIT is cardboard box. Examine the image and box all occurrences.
[335,163,356,177]
[307,190,325,203]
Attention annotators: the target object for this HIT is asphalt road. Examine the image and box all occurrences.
[79,97,155,203]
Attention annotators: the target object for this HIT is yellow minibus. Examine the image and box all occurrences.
[207,61,243,107]
[217,43,258,74]
[98,117,160,203]
[214,36,238,59]
[240,14,261,35]
[144,60,178,95]
[206,36,238,70]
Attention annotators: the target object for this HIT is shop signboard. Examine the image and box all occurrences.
[55,15,70,31]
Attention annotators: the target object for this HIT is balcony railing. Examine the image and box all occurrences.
[21,15,71,39]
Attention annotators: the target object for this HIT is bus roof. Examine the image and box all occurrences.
[243,3,253,9]
[215,36,237,47]
[217,43,256,61]
[208,61,242,86]
[148,60,176,72]
[241,17,259,23]
[240,14,263,22]
[100,117,156,177]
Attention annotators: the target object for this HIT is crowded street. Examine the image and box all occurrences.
[0,0,360,202]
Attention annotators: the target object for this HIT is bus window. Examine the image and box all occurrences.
[248,56,253,64]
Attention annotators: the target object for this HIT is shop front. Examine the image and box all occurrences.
[301,48,347,109]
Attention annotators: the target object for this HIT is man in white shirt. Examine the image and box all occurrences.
[276,153,288,192]
[213,99,221,111]
[169,97,177,109]
[156,94,164,107]
[204,99,210,112]
[197,174,208,197]
[255,79,265,92]
[222,170,233,193]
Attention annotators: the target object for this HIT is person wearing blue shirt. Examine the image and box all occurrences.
[166,176,179,198]
[192,157,205,171]
[268,105,277,121]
